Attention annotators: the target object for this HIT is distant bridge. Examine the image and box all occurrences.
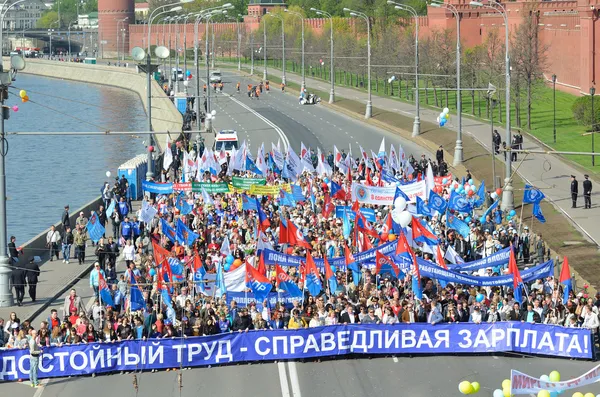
[4,29,97,53]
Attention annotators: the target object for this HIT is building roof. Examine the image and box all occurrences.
[248,0,286,4]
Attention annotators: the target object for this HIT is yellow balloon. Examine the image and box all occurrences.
[502,380,511,390]
[459,381,474,395]
[503,388,512,397]
[444,113,449,119]
[584,393,595,397]
[471,382,480,393]
[572,393,584,397]
[537,391,550,397]
[19,89,26,98]
[549,371,561,382]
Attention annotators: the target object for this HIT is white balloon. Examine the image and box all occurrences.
[106,171,111,178]
[490,192,498,200]
[398,211,412,228]
[393,197,407,212]
[471,185,477,192]
[443,107,450,114]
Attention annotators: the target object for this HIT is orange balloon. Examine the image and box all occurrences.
[388,233,397,241]
[21,95,29,103]
[467,190,475,197]
[231,259,243,270]
[496,188,502,196]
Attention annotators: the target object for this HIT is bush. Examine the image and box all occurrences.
[572,96,600,131]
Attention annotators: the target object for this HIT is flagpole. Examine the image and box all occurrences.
[518,200,526,235]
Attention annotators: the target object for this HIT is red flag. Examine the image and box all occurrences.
[324,255,335,282]
[257,252,267,276]
[153,241,173,282]
[356,211,380,239]
[377,171,384,187]
[375,250,400,278]
[279,219,289,244]
[396,230,411,256]
[365,168,374,186]
[507,243,522,289]
[435,245,448,270]
[287,221,311,249]
[380,213,393,241]
[351,200,360,213]
[298,262,306,283]
[323,193,334,218]
[361,232,373,251]
[304,251,321,283]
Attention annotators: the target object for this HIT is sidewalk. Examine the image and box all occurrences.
[0,201,141,323]
[269,68,600,245]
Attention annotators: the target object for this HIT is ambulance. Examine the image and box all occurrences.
[214,130,239,156]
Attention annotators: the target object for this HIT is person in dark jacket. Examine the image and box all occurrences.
[106,237,119,268]
[521,303,542,323]
[507,303,522,321]
[24,258,40,302]
[62,205,70,229]
[10,265,26,306]
[232,308,254,331]
[8,236,19,264]
[456,302,470,323]
[571,175,579,208]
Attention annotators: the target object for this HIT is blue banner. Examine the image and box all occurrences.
[403,258,555,287]
[0,323,591,381]
[226,291,298,310]
[263,239,398,269]
[142,180,173,194]
[448,247,511,272]
[334,206,376,222]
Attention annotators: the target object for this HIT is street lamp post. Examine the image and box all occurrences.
[266,12,285,85]
[591,86,596,166]
[285,9,304,91]
[146,3,186,181]
[205,10,228,118]
[250,33,254,75]
[236,14,243,71]
[431,1,462,164]
[470,0,512,210]
[115,17,128,63]
[552,74,557,144]
[344,8,371,119]
[389,1,420,135]
[263,15,267,81]
[182,13,193,95]
[311,8,334,103]
[68,21,77,59]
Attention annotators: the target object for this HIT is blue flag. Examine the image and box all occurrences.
[412,274,423,300]
[216,262,227,298]
[86,211,105,243]
[446,212,471,239]
[474,180,486,208]
[448,190,473,213]
[394,186,410,202]
[428,190,448,214]
[278,189,297,207]
[161,219,177,243]
[129,272,146,312]
[242,194,258,211]
[193,264,207,294]
[175,192,192,215]
[533,202,546,223]
[160,285,173,310]
[106,199,116,217]
[98,272,114,307]
[523,184,545,204]
[176,219,199,246]
[342,209,351,240]
[167,257,185,281]
[291,184,306,203]
[479,200,500,223]
[246,157,262,175]
[416,196,433,217]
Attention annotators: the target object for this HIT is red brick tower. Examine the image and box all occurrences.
[98,0,134,58]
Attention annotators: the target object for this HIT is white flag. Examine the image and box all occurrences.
[287,146,303,176]
[163,135,173,171]
[220,235,232,256]
[257,230,273,252]
[201,185,214,206]
[300,142,315,172]
[218,148,228,165]
[316,148,332,176]
[256,143,268,176]
[271,143,284,170]
[389,144,399,171]
[426,162,435,200]
[139,200,158,224]
[359,145,369,163]
[445,245,465,264]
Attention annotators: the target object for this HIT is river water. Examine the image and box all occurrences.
[5,74,146,245]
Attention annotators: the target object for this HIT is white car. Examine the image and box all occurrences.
[172,68,184,81]
[209,70,222,84]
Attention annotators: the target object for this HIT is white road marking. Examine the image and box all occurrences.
[401,110,413,116]
[287,362,302,397]
[392,357,399,363]
[33,379,49,397]
[227,94,291,153]
[278,362,291,397]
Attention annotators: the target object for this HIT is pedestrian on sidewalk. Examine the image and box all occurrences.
[583,174,593,209]
[61,226,73,264]
[89,263,105,299]
[8,236,20,265]
[25,258,40,303]
[10,264,26,306]
[73,225,87,265]
[27,329,42,388]
[436,145,444,165]
[62,205,70,230]
[46,225,60,262]
[571,175,579,208]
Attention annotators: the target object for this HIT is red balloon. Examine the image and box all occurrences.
[496,188,502,196]
[148,145,154,152]
[467,190,475,197]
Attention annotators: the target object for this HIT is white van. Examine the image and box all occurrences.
[172,68,184,81]
[214,130,239,156]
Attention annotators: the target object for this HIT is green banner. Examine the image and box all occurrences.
[232,176,267,190]
[191,182,230,193]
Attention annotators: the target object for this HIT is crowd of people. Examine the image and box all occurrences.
[2,141,597,375]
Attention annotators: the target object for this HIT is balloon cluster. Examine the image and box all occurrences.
[448,179,478,199]
[437,107,450,127]
[186,70,192,79]
[390,197,412,228]
[493,379,513,397]
[458,380,480,395]
[19,89,29,103]
[224,254,234,271]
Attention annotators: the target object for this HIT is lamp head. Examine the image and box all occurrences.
[429,3,441,7]
[310,7,316,11]
[386,0,395,4]
[222,2,232,7]
[591,87,596,96]
[350,12,357,16]
[394,6,403,10]
[469,1,483,6]
[169,6,183,12]
[343,7,350,12]
[552,74,557,83]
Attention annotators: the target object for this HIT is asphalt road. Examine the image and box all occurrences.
[195,69,434,161]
